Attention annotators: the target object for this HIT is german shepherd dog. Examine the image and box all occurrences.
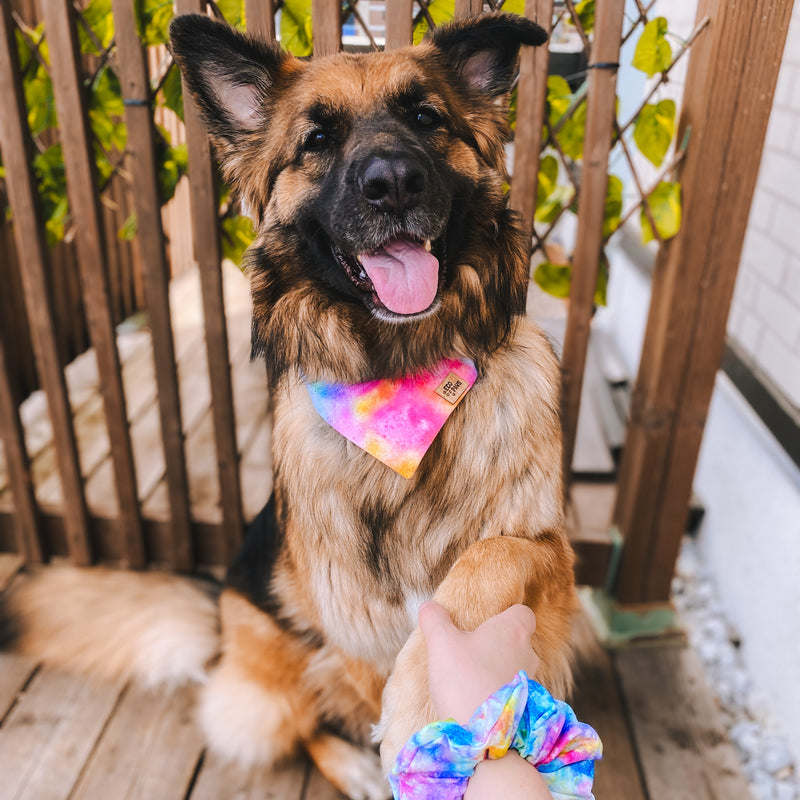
[1,13,577,799]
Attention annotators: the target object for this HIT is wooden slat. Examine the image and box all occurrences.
[454,0,482,17]
[570,615,646,800]
[312,0,341,55]
[508,0,553,243]
[559,2,625,480]
[0,655,37,722]
[112,0,194,570]
[0,669,125,800]
[612,0,793,603]
[616,646,753,799]
[190,753,308,800]
[41,0,144,566]
[174,1,246,560]
[384,0,413,50]
[0,0,90,564]
[246,0,275,40]
[0,338,41,562]
[70,684,204,800]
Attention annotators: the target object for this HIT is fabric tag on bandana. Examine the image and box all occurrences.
[305,358,478,479]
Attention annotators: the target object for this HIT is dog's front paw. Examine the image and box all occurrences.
[375,627,436,774]
[306,733,391,800]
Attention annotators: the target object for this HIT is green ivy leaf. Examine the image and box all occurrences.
[633,99,675,167]
[221,214,255,265]
[216,0,246,30]
[135,0,173,46]
[78,0,114,55]
[413,0,455,46]
[595,253,608,306]
[603,174,623,238]
[534,262,572,298]
[534,155,573,225]
[160,63,184,122]
[641,181,681,243]
[632,17,671,77]
[156,141,188,204]
[572,0,595,34]
[281,0,314,56]
[119,211,138,241]
[546,76,586,160]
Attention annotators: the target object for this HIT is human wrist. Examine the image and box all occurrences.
[464,751,551,799]
[389,671,602,800]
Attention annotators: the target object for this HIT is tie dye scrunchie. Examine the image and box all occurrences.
[388,671,602,800]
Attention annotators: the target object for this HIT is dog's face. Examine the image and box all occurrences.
[170,14,547,380]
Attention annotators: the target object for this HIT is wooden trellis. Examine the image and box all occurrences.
[0,0,792,612]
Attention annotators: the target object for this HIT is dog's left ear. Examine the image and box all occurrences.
[429,13,548,97]
[169,14,297,142]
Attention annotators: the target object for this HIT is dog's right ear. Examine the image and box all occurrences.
[169,14,296,142]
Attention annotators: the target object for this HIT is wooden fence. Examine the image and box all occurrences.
[0,0,792,608]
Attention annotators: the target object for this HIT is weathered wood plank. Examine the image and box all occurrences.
[190,753,308,800]
[559,2,625,480]
[112,0,194,569]
[0,339,41,562]
[41,0,144,566]
[454,0,482,17]
[246,0,275,41]
[71,684,204,800]
[312,0,341,55]
[0,0,90,563]
[303,766,347,800]
[0,654,37,723]
[175,0,245,561]
[509,0,553,240]
[616,646,753,799]
[384,0,413,50]
[0,669,125,800]
[570,615,646,800]
[613,0,794,603]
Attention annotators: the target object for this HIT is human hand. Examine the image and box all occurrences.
[418,600,541,725]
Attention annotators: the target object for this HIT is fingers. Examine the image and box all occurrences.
[495,603,537,636]
[418,600,455,644]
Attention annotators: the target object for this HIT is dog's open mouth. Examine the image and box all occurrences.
[333,236,442,317]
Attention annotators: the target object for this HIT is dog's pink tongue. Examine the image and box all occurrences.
[359,239,439,315]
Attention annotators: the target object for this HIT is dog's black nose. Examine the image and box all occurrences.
[359,156,426,213]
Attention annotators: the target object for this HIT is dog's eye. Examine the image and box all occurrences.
[414,108,440,129]
[304,129,331,152]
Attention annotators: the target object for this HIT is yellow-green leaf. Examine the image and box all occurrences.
[413,0,455,45]
[281,0,313,56]
[632,17,671,77]
[603,174,623,238]
[633,99,675,167]
[572,0,595,34]
[641,181,681,243]
[534,262,572,298]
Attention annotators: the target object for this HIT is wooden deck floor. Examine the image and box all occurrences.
[0,557,753,800]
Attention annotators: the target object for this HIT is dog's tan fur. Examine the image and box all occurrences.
[1,14,578,800]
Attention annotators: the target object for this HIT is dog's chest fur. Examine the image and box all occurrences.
[268,321,564,672]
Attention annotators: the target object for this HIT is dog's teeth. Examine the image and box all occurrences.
[423,239,432,252]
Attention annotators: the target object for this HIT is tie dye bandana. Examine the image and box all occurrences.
[389,671,602,800]
[304,358,478,478]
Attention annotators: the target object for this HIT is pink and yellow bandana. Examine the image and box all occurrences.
[305,358,478,478]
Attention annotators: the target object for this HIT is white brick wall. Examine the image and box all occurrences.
[727,3,800,408]
[649,1,800,409]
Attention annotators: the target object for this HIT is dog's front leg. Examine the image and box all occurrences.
[377,533,578,772]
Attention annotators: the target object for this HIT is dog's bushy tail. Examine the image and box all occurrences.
[0,566,220,688]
